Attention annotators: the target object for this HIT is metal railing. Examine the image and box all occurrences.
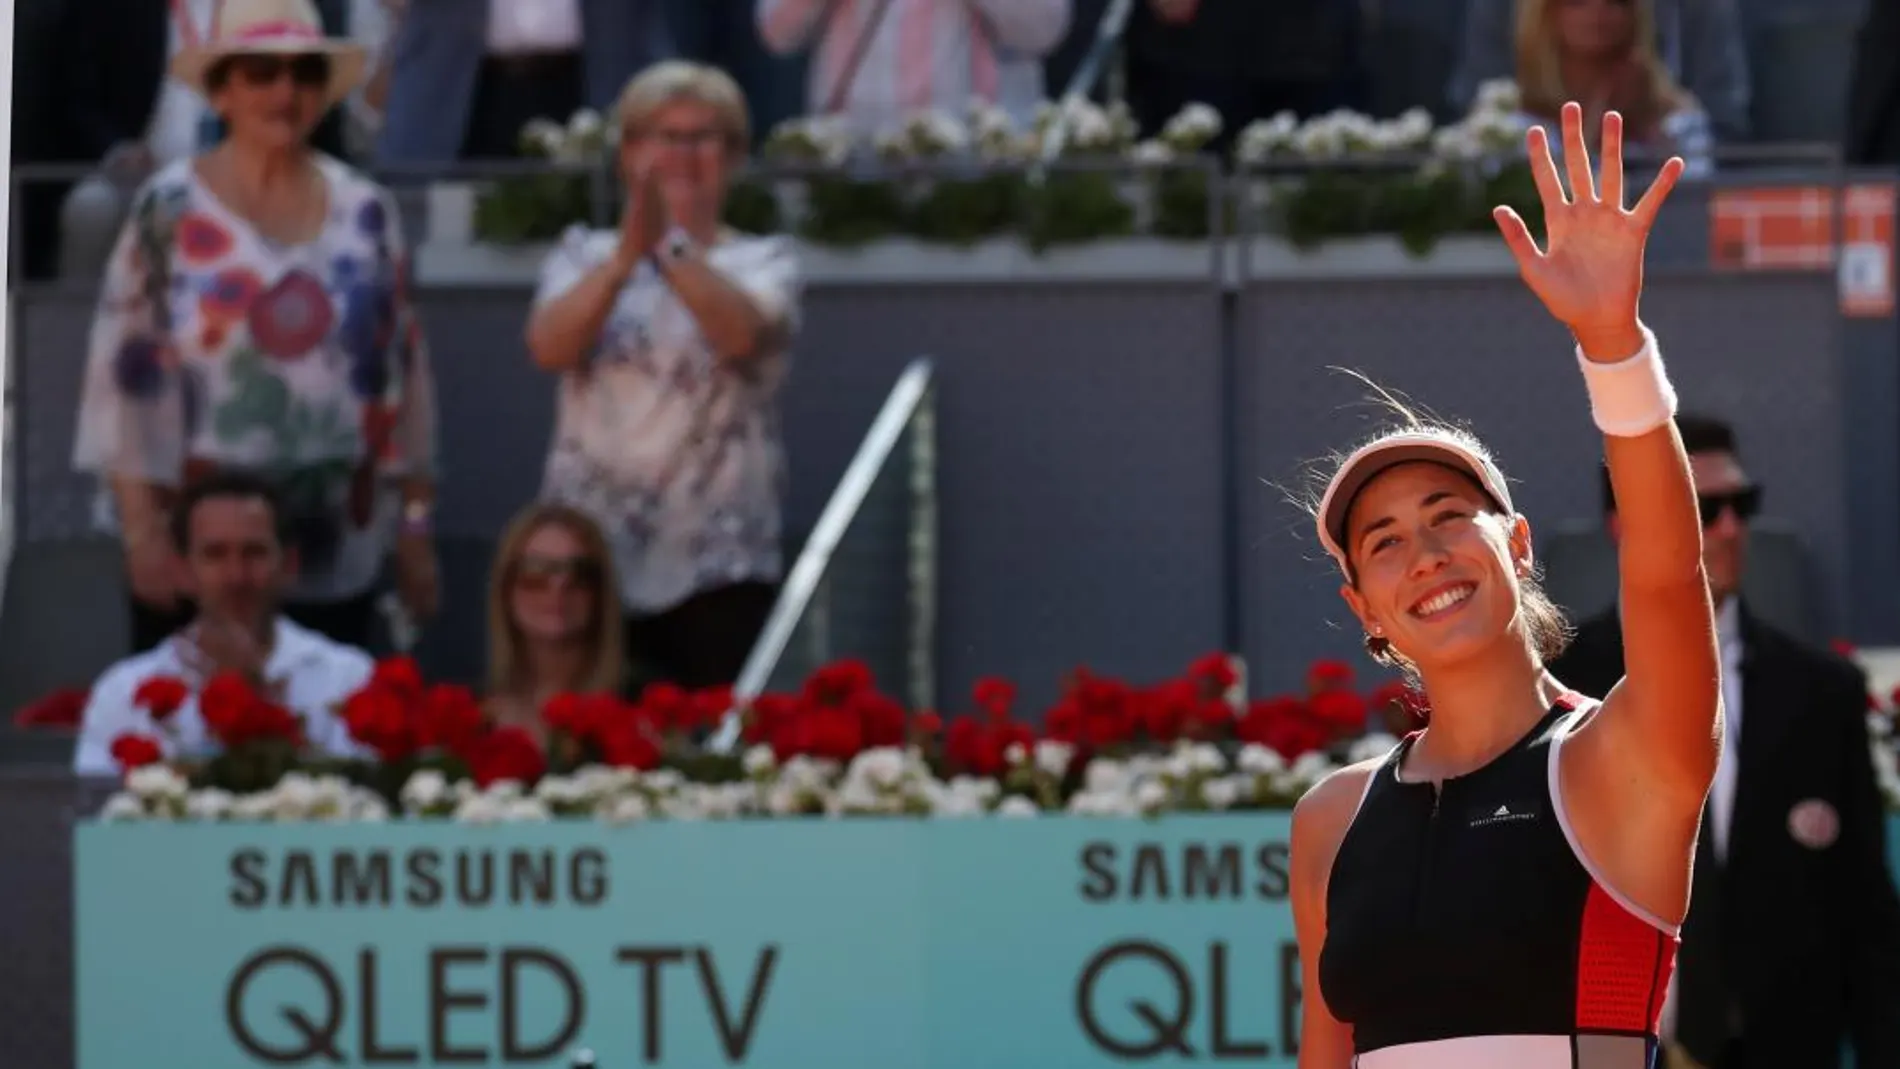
[709,358,937,754]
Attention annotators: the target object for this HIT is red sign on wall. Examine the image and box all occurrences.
[1709,184,1895,318]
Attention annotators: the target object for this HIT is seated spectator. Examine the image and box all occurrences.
[484,503,627,746]
[1510,0,1715,178]
[71,0,440,656]
[72,474,372,776]
[755,0,1071,134]
[1452,0,1747,143]
[374,0,671,164]
[1124,0,1364,150]
[525,62,797,691]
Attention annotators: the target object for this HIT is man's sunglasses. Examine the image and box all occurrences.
[228,54,332,88]
[1698,486,1761,526]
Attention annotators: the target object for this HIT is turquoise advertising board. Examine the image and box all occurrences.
[77,816,1304,1068]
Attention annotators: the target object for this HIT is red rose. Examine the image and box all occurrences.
[1309,691,1369,734]
[466,725,546,787]
[972,677,1016,721]
[417,683,486,755]
[109,732,165,771]
[133,676,190,722]
[341,686,415,761]
[1306,659,1356,695]
[911,711,943,736]
[1187,653,1239,696]
[600,724,662,770]
[849,690,907,750]
[12,687,88,730]
[802,659,874,705]
[197,673,255,742]
[636,682,693,733]
[371,656,425,697]
[1043,700,1081,743]
[691,686,737,731]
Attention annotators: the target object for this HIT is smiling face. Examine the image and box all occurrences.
[1339,461,1534,672]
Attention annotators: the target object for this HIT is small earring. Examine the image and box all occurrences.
[1371,624,1384,636]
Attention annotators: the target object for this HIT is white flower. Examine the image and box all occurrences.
[1004,742,1029,767]
[1132,780,1172,815]
[186,788,236,821]
[1286,751,1339,794]
[995,795,1041,817]
[230,791,280,821]
[1202,775,1245,811]
[127,764,189,801]
[849,747,911,790]
[520,118,566,157]
[1129,139,1174,167]
[1034,740,1076,778]
[1347,731,1403,764]
[598,792,652,824]
[1160,102,1223,152]
[501,798,553,823]
[100,793,149,821]
[1083,758,1131,794]
[926,776,994,817]
[401,769,450,813]
[453,793,507,825]
[271,772,321,819]
[1235,111,1299,164]
[1236,743,1287,776]
[533,775,589,811]
[742,745,778,777]
[567,108,603,144]
[350,795,391,822]
[1067,789,1139,816]
[1473,78,1522,118]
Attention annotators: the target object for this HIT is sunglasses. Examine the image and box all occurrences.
[514,554,602,591]
[228,54,331,88]
[1698,486,1761,526]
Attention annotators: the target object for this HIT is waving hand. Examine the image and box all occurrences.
[1494,102,1685,355]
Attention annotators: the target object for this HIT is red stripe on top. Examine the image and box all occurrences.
[1574,883,1676,1032]
[230,21,324,43]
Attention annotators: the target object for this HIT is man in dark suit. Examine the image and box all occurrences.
[1549,413,1900,1069]
[1847,0,1900,165]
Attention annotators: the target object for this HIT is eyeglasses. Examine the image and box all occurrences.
[514,554,602,592]
[1698,486,1761,526]
[631,126,729,151]
[229,54,331,88]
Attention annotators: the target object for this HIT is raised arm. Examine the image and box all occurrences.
[1494,104,1716,908]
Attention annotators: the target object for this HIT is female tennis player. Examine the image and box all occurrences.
[1289,101,1717,1069]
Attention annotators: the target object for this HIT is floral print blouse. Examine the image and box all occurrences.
[533,225,799,615]
[73,156,437,602]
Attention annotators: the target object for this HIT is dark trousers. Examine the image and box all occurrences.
[623,580,777,693]
[129,591,380,655]
[662,0,806,146]
[460,53,586,159]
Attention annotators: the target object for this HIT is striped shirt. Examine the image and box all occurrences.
[756,0,1071,132]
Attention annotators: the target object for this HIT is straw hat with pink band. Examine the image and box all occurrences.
[170,0,370,111]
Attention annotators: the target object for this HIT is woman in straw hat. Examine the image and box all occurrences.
[1289,104,1715,1068]
[72,0,439,656]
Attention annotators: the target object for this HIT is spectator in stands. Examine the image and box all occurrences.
[1124,0,1365,150]
[71,0,441,657]
[665,0,805,146]
[1452,0,1747,142]
[374,0,672,163]
[1549,413,1900,1069]
[1508,0,1716,178]
[526,62,797,690]
[71,473,372,776]
[485,504,626,745]
[756,0,1071,134]
[1847,0,1900,164]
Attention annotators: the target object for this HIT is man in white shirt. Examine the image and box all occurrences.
[1550,413,1900,1069]
[73,473,373,777]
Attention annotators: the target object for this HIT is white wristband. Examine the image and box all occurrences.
[1576,326,1678,438]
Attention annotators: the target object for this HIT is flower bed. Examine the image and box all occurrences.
[457,82,1542,258]
[91,654,1425,823]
